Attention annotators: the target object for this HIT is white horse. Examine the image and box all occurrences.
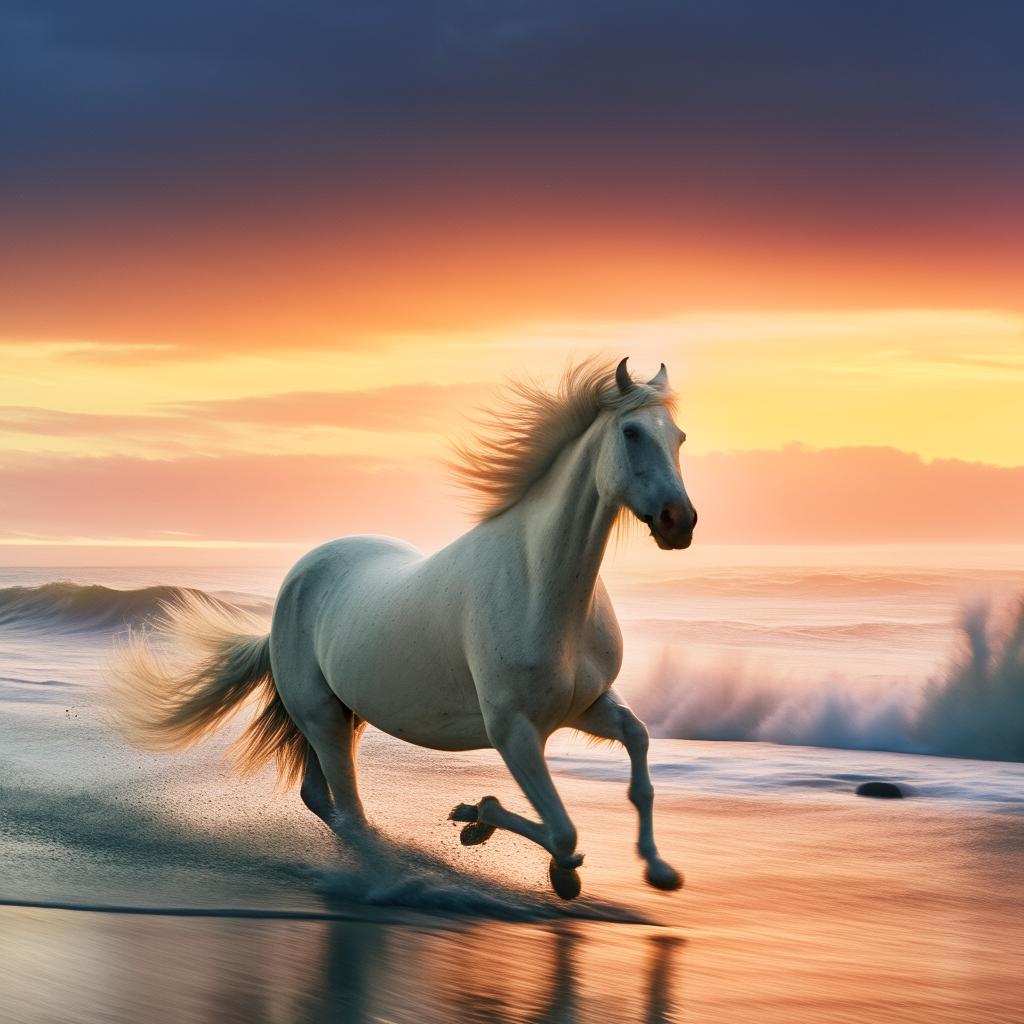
[114,358,697,899]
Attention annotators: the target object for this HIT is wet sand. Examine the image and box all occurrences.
[3,730,1023,1023]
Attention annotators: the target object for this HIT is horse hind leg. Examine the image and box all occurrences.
[304,702,367,838]
[299,744,334,827]
[273,650,367,837]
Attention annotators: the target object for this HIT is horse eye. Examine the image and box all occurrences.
[622,426,640,442]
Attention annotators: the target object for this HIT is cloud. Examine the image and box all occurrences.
[170,382,489,432]
[0,406,185,438]
[2,444,1022,550]
[0,451,463,550]
[0,383,489,460]
[684,445,1024,543]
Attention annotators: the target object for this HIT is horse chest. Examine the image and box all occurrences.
[568,628,622,716]
[566,661,611,719]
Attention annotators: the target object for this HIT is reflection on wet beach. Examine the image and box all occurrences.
[5,771,1024,1023]
[1,909,683,1024]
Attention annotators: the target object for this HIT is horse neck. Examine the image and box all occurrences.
[513,418,617,628]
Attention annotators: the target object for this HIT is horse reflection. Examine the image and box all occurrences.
[301,921,683,1024]
[530,928,580,1024]
[298,920,388,1023]
[643,935,683,1024]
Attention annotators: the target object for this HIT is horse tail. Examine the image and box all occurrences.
[110,591,307,789]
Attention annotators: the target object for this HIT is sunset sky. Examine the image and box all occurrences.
[2,2,1022,563]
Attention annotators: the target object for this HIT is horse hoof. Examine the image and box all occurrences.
[549,858,582,900]
[460,822,497,846]
[328,811,369,840]
[449,803,478,823]
[645,859,684,891]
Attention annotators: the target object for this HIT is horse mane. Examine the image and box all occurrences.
[450,358,674,521]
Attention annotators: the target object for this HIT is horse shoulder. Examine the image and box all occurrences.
[467,585,624,735]
[466,609,575,725]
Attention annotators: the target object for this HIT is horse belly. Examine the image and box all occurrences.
[356,663,491,753]
[376,673,487,749]
[321,600,490,751]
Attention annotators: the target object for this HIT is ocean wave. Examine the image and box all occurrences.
[0,582,272,635]
[629,618,944,644]
[622,569,1021,598]
[0,676,74,703]
[631,596,1024,762]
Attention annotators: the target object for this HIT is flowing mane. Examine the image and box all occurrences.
[450,358,674,521]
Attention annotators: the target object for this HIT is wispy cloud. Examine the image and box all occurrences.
[169,382,488,431]
[1,445,1021,552]
[2,308,1023,466]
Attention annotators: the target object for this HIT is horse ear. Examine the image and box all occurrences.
[615,357,633,394]
[648,363,669,389]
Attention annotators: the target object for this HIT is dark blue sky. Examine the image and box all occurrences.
[3,1,1022,201]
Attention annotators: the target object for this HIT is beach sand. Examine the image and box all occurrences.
[3,726,1023,1024]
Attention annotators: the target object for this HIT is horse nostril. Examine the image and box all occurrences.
[659,507,676,531]
[691,508,699,529]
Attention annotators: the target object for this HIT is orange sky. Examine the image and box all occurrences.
[2,4,1023,563]
[4,183,1023,347]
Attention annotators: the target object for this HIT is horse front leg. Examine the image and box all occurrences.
[452,712,583,899]
[572,690,682,891]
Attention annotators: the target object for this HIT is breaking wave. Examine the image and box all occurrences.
[0,582,272,634]
[632,596,1024,762]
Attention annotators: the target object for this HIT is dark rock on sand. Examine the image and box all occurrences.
[856,781,904,799]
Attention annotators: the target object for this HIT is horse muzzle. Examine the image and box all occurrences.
[643,502,697,550]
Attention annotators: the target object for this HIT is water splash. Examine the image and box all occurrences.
[632,596,1024,762]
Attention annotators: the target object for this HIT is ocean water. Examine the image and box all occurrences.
[2,547,1024,755]
[2,548,1024,1022]
[1,545,1022,808]
[1,549,1023,865]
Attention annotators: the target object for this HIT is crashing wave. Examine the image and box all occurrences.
[632,596,1024,763]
